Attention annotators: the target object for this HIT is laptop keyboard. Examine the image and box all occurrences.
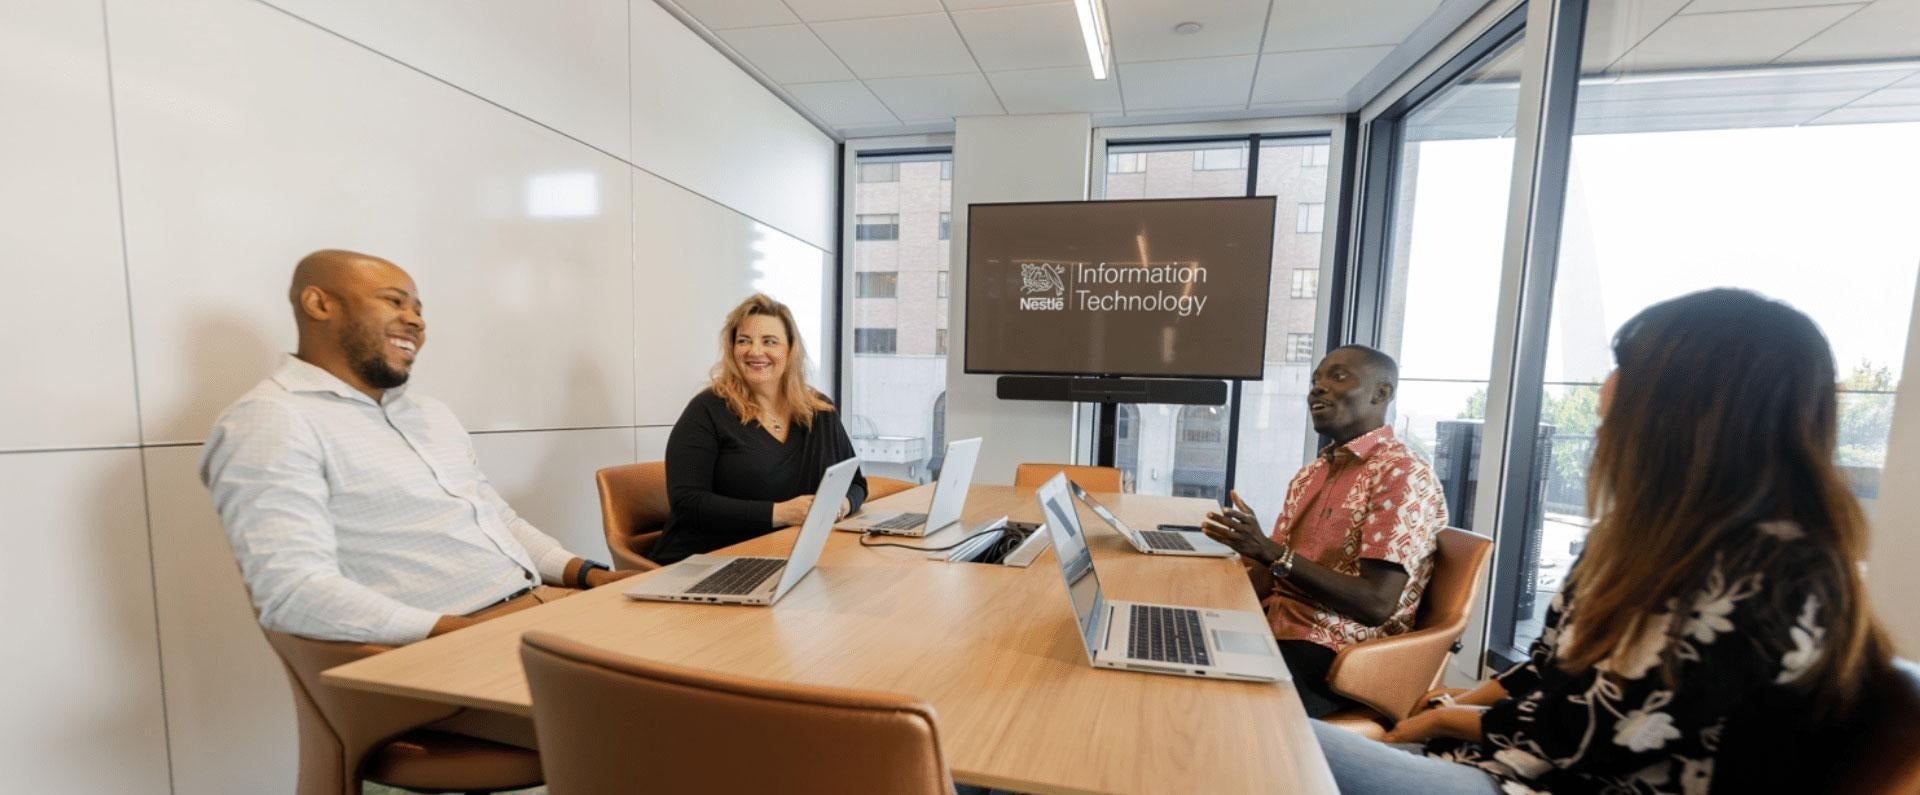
[1139,530,1196,552]
[685,557,785,595]
[1127,604,1211,666]
[867,512,929,532]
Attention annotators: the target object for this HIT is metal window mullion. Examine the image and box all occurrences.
[1469,0,1589,675]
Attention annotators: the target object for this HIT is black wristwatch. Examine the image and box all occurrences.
[1268,546,1297,581]
[575,560,610,588]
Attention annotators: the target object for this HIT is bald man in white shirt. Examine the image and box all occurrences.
[201,249,634,645]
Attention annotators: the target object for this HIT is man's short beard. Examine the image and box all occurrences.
[342,327,410,389]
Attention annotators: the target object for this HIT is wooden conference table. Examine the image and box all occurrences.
[324,484,1336,794]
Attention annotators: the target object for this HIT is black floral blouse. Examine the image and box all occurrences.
[1423,521,1833,794]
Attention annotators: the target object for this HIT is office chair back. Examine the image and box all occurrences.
[595,461,669,571]
[1323,527,1493,730]
[867,475,917,501]
[520,631,955,795]
[263,630,542,795]
[1013,463,1124,493]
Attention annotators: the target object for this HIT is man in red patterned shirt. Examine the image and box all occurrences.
[1202,345,1447,717]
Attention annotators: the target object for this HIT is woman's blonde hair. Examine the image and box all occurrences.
[710,294,831,429]
[1563,289,1886,722]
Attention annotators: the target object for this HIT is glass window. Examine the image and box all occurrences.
[1489,0,1920,656]
[1285,333,1314,364]
[1100,141,1249,499]
[1236,137,1337,515]
[939,211,951,240]
[854,271,897,299]
[1107,152,1146,173]
[855,213,899,241]
[1295,202,1325,234]
[1302,144,1330,168]
[1375,35,1526,552]
[846,152,953,484]
[858,162,898,183]
[1192,148,1247,171]
[1099,136,1332,509]
[1290,268,1319,299]
[853,328,897,354]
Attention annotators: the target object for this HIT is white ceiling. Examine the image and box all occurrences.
[1408,0,1920,140]
[659,0,1479,138]
[661,0,1920,140]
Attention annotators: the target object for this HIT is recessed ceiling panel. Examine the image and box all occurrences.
[812,13,979,78]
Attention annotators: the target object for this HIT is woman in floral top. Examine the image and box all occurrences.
[1312,289,1891,795]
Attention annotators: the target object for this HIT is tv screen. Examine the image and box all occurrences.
[964,196,1277,379]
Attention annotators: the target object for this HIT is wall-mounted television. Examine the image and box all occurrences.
[964,196,1277,380]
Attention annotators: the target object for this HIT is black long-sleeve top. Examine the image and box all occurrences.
[651,389,867,565]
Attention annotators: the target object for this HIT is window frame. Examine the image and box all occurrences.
[837,138,954,415]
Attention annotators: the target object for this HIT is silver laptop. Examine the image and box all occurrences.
[1037,474,1287,682]
[835,437,982,537]
[624,458,859,606]
[1067,480,1235,558]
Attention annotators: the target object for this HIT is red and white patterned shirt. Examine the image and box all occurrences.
[1262,425,1448,651]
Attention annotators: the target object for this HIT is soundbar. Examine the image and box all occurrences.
[995,376,1227,406]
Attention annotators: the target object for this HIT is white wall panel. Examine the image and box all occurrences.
[638,425,673,460]
[0,0,139,450]
[1871,280,1920,657]
[143,444,298,794]
[471,427,636,563]
[108,0,636,443]
[945,114,1090,484]
[260,0,632,159]
[0,449,170,792]
[632,168,834,426]
[631,0,838,251]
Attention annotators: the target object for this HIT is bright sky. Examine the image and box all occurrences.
[1395,121,1920,386]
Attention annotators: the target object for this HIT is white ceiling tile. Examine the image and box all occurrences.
[1250,45,1395,104]
[866,72,1006,120]
[1781,0,1920,62]
[1898,71,1920,87]
[986,66,1124,113]
[1681,0,1861,13]
[669,0,798,29]
[1808,103,1920,124]
[812,13,979,78]
[1582,0,1690,71]
[944,0,1058,7]
[1263,0,1446,52]
[717,25,853,83]
[782,0,945,23]
[1117,55,1257,110]
[786,80,899,126]
[1611,6,1859,72]
[950,3,1085,72]
[1107,0,1268,63]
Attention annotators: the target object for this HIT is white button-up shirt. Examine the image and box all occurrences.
[200,356,575,644]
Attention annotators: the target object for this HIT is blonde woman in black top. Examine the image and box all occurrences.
[1312,289,1891,794]
[651,294,867,565]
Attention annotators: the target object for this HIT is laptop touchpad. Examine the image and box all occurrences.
[1213,629,1275,656]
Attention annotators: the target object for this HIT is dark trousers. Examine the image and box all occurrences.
[1279,640,1356,718]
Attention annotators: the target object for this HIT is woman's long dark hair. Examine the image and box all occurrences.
[1562,289,1886,720]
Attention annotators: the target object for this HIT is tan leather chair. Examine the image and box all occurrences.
[520,631,956,795]
[264,630,542,795]
[1013,463,1124,493]
[1320,527,1493,739]
[595,461,668,571]
[867,475,917,501]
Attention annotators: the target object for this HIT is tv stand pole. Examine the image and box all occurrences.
[1096,393,1118,468]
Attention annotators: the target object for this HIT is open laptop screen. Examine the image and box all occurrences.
[1067,479,1137,543]
[1039,476,1104,659]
